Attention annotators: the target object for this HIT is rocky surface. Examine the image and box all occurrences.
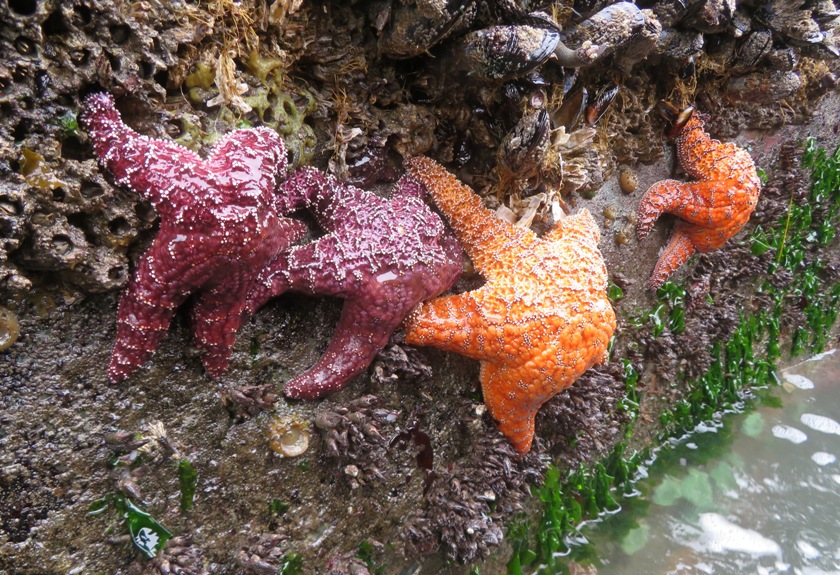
[1,0,839,573]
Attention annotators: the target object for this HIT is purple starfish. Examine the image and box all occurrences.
[82,92,306,382]
[247,166,463,400]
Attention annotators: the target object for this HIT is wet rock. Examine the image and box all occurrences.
[17,213,88,270]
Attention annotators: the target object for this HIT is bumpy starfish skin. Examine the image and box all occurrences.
[247,166,463,400]
[403,157,616,454]
[82,93,307,382]
[636,106,761,289]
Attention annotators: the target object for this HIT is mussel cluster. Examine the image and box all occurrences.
[367,0,839,207]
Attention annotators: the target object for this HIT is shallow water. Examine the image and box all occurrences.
[568,350,840,575]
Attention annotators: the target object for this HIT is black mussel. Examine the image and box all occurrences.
[730,30,773,74]
[562,2,646,65]
[461,25,561,80]
[497,108,550,181]
[585,83,619,126]
[725,70,803,105]
[379,0,478,59]
[554,85,587,131]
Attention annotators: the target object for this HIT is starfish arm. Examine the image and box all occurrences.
[404,156,535,277]
[638,179,758,242]
[206,127,288,203]
[108,232,215,382]
[541,208,600,245]
[403,291,498,361]
[82,93,208,219]
[636,179,697,239]
[390,173,427,200]
[191,280,250,378]
[480,362,538,455]
[246,234,360,314]
[677,120,754,182]
[278,167,373,231]
[283,296,399,399]
[649,224,697,290]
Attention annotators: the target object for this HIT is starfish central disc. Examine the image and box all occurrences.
[636,103,762,289]
[403,156,616,454]
[247,166,463,400]
[83,93,307,382]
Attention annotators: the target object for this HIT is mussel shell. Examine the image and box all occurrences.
[585,83,619,126]
[563,1,645,58]
[380,0,477,59]
[554,85,587,131]
[498,109,550,179]
[463,25,560,80]
[725,70,802,105]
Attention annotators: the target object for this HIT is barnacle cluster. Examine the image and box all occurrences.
[313,395,399,489]
[125,535,208,575]
[402,404,544,563]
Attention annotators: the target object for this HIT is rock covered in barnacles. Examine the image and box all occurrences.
[313,395,399,489]
[563,2,646,66]
[325,550,374,575]
[126,535,209,575]
[540,126,607,196]
[371,344,433,386]
[726,70,802,104]
[537,363,628,465]
[402,409,545,563]
[221,384,278,421]
[237,533,292,574]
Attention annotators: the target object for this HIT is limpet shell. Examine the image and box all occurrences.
[264,414,311,458]
[0,307,20,351]
[619,168,638,194]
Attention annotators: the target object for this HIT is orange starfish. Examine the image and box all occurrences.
[637,102,761,289]
[403,157,616,454]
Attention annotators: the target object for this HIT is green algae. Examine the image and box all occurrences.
[88,493,173,559]
[178,459,197,513]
